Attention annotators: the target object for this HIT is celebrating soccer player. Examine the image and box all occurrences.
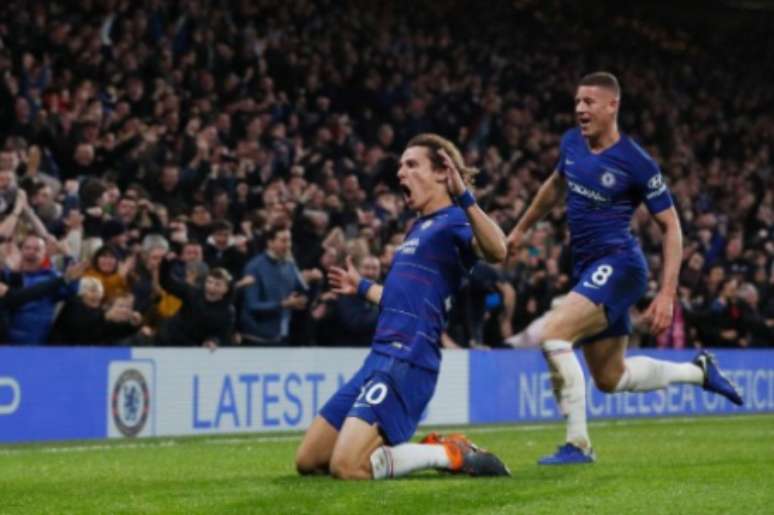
[295,134,511,480]
[506,72,744,465]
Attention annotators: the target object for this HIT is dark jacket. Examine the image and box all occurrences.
[156,258,235,346]
[204,243,248,281]
[328,295,379,346]
[48,298,138,345]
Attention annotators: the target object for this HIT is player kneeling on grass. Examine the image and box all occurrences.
[295,134,510,480]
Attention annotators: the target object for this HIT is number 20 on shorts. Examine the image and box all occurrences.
[358,381,388,405]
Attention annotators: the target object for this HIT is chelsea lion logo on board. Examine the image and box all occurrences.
[600,171,616,188]
[111,369,150,437]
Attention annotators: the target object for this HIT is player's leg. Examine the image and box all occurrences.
[331,362,509,480]
[295,416,339,475]
[331,416,504,480]
[584,336,743,404]
[539,292,607,455]
[584,335,699,393]
[295,352,381,475]
[329,417,385,480]
[537,254,644,465]
[327,371,452,480]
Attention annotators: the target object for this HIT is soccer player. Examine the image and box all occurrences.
[506,72,743,465]
[295,133,510,480]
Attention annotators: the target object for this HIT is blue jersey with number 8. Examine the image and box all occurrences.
[556,128,672,341]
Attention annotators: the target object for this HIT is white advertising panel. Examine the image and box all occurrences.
[128,348,469,438]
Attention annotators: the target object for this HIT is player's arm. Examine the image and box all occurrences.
[439,150,507,263]
[643,206,683,334]
[465,204,507,263]
[328,255,382,305]
[506,171,565,253]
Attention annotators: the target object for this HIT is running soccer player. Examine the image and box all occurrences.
[507,72,743,465]
[295,133,510,480]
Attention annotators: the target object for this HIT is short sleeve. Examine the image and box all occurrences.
[452,222,477,270]
[555,134,568,177]
[634,158,673,215]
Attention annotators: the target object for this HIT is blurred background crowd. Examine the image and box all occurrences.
[0,0,772,349]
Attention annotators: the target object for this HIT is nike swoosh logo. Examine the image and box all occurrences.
[566,159,575,165]
[582,281,599,289]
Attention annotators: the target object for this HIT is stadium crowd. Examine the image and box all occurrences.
[0,0,772,349]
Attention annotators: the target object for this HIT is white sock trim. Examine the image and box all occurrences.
[615,356,704,392]
[370,444,450,480]
[542,339,589,448]
[543,339,573,353]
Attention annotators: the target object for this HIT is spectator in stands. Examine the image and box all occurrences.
[187,204,212,245]
[314,255,381,346]
[0,0,771,347]
[204,219,248,280]
[156,255,235,349]
[82,245,130,305]
[179,240,209,287]
[701,278,746,347]
[100,219,131,259]
[0,176,26,240]
[0,157,52,243]
[49,278,141,345]
[128,234,178,341]
[4,235,80,344]
[1,260,86,342]
[736,283,774,347]
[240,226,308,345]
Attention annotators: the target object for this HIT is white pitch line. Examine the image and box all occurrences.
[0,440,178,456]
[0,414,766,455]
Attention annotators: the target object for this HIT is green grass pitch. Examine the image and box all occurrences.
[1,414,772,514]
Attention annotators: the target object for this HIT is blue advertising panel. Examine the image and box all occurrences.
[0,347,130,443]
[469,349,774,424]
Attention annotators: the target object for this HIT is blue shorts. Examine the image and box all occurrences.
[572,250,648,344]
[319,351,437,445]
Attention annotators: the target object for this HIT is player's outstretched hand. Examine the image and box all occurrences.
[643,292,674,335]
[328,255,360,296]
[439,149,466,197]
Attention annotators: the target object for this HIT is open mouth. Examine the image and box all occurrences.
[578,117,591,130]
[400,184,412,202]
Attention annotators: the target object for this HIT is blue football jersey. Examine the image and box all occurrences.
[373,205,477,371]
[556,128,673,268]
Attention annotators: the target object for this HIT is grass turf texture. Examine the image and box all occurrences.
[1,414,771,515]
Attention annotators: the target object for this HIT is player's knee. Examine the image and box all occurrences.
[329,455,368,480]
[594,373,622,393]
[541,316,574,342]
[294,451,319,475]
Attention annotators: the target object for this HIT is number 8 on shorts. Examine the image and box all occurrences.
[591,264,613,286]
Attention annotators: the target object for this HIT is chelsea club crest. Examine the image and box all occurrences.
[600,171,616,188]
[111,368,150,437]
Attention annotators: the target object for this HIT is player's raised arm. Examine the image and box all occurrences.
[507,171,566,254]
[642,206,683,335]
[328,255,383,304]
[439,150,507,263]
